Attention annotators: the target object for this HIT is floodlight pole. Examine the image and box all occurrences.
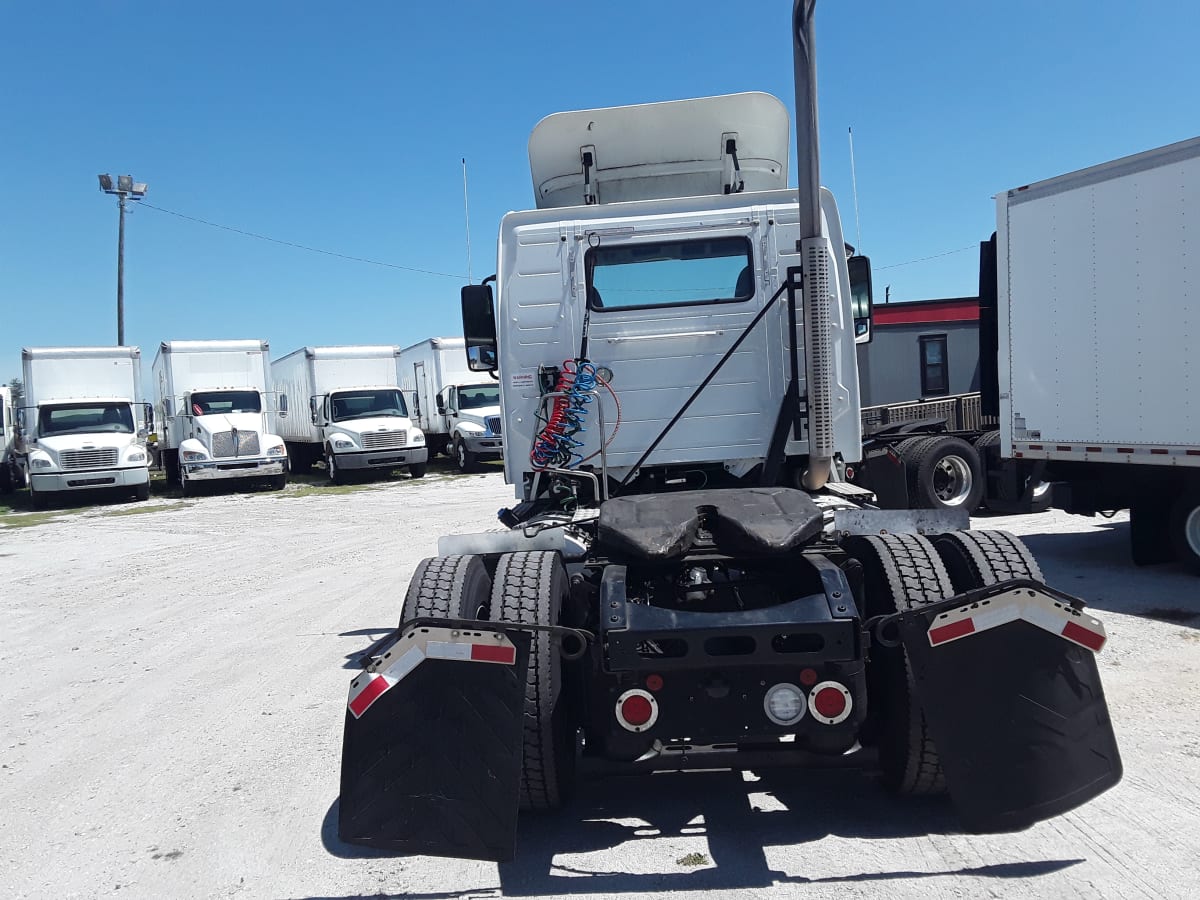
[99,174,146,346]
[117,192,127,345]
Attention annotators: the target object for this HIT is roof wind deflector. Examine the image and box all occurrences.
[723,134,745,194]
[581,145,597,205]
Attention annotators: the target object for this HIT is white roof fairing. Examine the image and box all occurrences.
[528,92,790,209]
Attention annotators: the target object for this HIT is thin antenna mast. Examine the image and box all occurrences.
[462,157,473,284]
[848,127,863,252]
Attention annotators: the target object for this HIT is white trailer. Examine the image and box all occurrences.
[17,346,152,507]
[271,345,427,482]
[398,336,504,471]
[152,340,287,495]
[993,136,1200,570]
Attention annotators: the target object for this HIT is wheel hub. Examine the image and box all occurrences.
[1186,505,1200,556]
[932,455,973,505]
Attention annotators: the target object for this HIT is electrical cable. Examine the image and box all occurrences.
[139,202,466,279]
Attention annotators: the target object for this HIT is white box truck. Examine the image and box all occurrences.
[271,345,427,482]
[1,383,18,493]
[398,336,504,472]
[992,135,1200,570]
[152,340,288,495]
[16,346,152,507]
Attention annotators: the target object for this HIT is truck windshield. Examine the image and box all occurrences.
[39,403,134,436]
[330,389,407,422]
[457,384,500,410]
[586,236,754,311]
[190,390,262,415]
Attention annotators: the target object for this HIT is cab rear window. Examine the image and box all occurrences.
[586,236,754,311]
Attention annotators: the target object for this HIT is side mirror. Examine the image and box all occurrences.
[144,402,155,433]
[278,393,289,419]
[435,396,446,415]
[462,282,498,372]
[310,396,319,426]
[848,255,874,345]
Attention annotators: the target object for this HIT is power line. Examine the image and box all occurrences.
[139,202,467,279]
[875,244,977,271]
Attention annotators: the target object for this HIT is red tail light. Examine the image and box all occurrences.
[615,689,658,733]
[808,681,852,725]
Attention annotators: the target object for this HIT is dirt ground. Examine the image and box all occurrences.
[1,468,1198,900]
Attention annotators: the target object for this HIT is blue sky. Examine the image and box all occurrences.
[2,1,1197,382]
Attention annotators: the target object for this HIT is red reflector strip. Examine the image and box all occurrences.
[1086,447,1102,453]
[1028,444,1043,450]
[1188,449,1200,457]
[471,643,517,664]
[1062,620,1106,652]
[1118,448,1135,454]
[1150,448,1168,455]
[928,617,976,645]
[348,674,391,718]
[1014,452,1023,458]
[1056,446,1071,452]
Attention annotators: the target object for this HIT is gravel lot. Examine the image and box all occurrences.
[2,469,1198,900]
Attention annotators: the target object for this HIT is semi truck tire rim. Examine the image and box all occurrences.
[1187,506,1200,557]
[933,455,973,506]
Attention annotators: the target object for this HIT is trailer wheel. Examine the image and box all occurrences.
[907,435,984,511]
[846,532,951,796]
[932,530,1043,593]
[1169,490,1200,574]
[490,550,575,811]
[401,554,493,625]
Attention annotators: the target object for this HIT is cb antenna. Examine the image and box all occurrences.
[848,127,863,252]
[462,157,473,284]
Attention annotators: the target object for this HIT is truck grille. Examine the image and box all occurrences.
[485,415,502,435]
[362,429,407,450]
[61,448,119,470]
[212,431,261,458]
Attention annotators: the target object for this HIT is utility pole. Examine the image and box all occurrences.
[98,174,147,345]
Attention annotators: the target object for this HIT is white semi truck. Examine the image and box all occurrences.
[271,345,427,482]
[16,346,152,507]
[152,340,288,495]
[397,336,504,471]
[338,1,1121,862]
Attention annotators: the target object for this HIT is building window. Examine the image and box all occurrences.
[920,334,949,396]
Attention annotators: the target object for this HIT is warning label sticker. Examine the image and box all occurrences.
[510,372,535,390]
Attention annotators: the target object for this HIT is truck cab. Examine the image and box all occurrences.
[19,346,152,507]
[437,381,502,472]
[0,384,19,493]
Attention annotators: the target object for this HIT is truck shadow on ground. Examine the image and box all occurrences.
[316,769,1083,898]
[1014,522,1200,625]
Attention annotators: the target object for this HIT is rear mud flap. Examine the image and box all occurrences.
[893,580,1122,832]
[338,622,532,862]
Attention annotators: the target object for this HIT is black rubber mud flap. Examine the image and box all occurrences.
[892,579,1122,833]
[338,623,532,862]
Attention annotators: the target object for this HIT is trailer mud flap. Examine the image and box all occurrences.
[338,623,532,862]
[893,580,1122,832]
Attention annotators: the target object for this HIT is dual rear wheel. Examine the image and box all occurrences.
[401,550,574,810]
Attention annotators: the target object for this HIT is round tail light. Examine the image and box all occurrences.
[615,688,658,732]
[808,681,853,725]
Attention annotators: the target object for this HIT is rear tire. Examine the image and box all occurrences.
[932,530,1043,593]
[846,532,952,796]
[401,555,492,625]
[908,436,984,511]
[1169,489,1200,574]
[490,550,575,811]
